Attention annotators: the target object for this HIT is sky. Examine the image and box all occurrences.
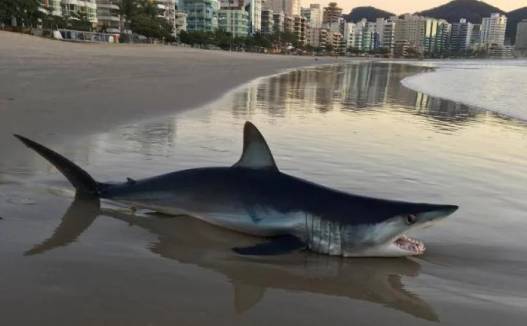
[301,0,526,14]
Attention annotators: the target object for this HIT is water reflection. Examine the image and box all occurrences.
[11,62,527,325]
[27,198,438,322]
[232,63,482,125]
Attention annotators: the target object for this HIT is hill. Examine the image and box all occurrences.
[416,0,504,24]
[507,7,527,44]
[344,6,395,23]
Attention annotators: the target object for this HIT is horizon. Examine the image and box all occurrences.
[301,0,526,15]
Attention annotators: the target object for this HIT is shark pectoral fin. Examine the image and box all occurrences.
[233,235,305,256]
[232,122,279,171]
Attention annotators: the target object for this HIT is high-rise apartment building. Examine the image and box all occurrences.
[61,0,98,24]
[267,0,299,17]
[322,2,342,26]
[301,4,322,29]
[156,0,177,35]
[516,19,527,50]
[342,22,355,49]
[470,23,482,47]
[293,15,309,45]
[181,0,219,32]
[218,9,249,37]
[42,0,63,16]
[96,0,120,32]
[272,11,285,33]
[381,19,396,52]
[261,9,274,34]
[450,18,474,52]
[218,0,249,37]
[393,14,426,53]
[245,0,262,34]
[175,11,188,35]
[481,13,507,46]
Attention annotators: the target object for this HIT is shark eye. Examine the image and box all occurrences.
[405,214,417,225]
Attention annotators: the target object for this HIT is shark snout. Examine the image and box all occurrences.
[417,204,458,223]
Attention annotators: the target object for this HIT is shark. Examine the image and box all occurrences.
[15,121,458,257]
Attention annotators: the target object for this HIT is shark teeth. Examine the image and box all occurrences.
[395,235,426,255]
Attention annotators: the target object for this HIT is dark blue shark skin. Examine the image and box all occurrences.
[101,167,453,227]
[14,122,458,257]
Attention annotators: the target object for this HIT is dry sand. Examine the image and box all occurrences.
[0,31,336,150]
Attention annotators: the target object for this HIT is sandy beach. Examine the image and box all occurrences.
[0,31,335,152]
[2,32,527,326]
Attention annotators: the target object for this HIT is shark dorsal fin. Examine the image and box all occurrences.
[233,122,278,171]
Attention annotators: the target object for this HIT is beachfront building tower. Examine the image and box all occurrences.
[322,2,342,28]
[470,23,482,47]
[423,18,438,54]
[380,19,396,53]
[342,22,355,49]
[218,9,249,37]
[293,15,309,45]
[301,4,322,29]
[267,0,299,17]
[423,18,450,56]
[42,0,63,16]
[301,7,311,23]
[481,13,507,47]
[175,10,188,35]
[218,0,249,37]
[181,0,219,32]
[156,0,177,34]
[61,0,98,25]
[516,20,527,49]
[272,11,284,32]
[244,0,262,34]
[450,18,474,53]
[261,9,274,34]
[96,0,120,32]
[394,14,426,54]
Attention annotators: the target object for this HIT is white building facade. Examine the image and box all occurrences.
[481,13,507,47]
[267,0,299,17]
[245,0,262,34]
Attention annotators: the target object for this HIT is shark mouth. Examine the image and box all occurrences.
[395,235,426,255]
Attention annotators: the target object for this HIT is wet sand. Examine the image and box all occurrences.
[2,33,527,326]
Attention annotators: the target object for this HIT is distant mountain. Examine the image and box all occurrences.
[416,0,504,24]
[507,7,527,44]
[341,1,527,45]
[344,6,395,23]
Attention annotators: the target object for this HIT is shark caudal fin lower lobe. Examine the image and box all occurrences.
[14,135,100,198]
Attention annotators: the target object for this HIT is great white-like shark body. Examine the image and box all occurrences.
[15,122,458,257]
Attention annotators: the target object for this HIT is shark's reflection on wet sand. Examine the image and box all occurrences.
[27,197,439,322]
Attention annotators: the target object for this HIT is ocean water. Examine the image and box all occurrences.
[2,62,527,325]
[402,59,527,120]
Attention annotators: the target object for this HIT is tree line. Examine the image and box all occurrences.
[179,30,301,51]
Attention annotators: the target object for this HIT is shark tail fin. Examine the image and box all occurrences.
[14,135,100,198]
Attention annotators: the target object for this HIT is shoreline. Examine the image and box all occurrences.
[2,40,527,325]
[399,59,527,121]
[0,31,341,152]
